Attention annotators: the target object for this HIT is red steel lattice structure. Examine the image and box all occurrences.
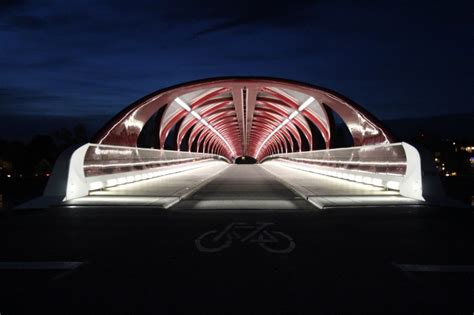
[93,77,394,161]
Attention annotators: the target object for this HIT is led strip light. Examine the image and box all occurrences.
[256,96,315,159]
[271,159,402,191]
[84,157,203,169]
[175,97,236,156]
[288,157,407,167]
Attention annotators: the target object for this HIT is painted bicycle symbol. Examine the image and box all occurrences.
[195,222,295,254]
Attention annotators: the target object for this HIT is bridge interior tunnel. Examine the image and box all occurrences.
[94,78,393,163]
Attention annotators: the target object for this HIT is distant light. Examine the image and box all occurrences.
[451,172,457,176]
[453,142,456,146]
[6,174,11,178]
[46,173,50,177]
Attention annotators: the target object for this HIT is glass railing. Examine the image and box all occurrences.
[262,143,407,176]
[84,144,229,177]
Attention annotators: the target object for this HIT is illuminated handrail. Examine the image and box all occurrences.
[84,144,228,177]
[261,142,424,201]
[45,143,231,201]
[262,143,406,174]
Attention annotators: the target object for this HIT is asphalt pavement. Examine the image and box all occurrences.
[1,203,473,314]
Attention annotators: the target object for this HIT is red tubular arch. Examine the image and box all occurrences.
[93,77,395,161]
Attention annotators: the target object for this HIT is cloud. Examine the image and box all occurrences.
[0,0,51,30]
[0,86,130,117]
[0,113,111,141]
[191,17,256,38]
[0,87,79,115]
[172,0,319,38]
[97,0,319,38]
[0,0,26,13]
[0,87,63,103]
[0,0,319,38]
[0,0,472,125]
[5,14,46,30]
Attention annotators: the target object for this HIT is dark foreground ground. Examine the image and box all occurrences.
[1,205,473,314]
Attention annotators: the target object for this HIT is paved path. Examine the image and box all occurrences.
[77,163,414,209]
[2,203,473,314]
[173,164,313,210]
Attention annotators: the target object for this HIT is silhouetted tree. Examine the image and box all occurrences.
[27,135,58,175]
[54,123,89,150]
[34,158,52,175]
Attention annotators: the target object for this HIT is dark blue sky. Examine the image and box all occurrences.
[0,0,473,138]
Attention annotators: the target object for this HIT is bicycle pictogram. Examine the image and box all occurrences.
[195,222,295,254]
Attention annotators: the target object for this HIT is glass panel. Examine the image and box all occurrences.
[266,143,407,176]
[84,144,226,177]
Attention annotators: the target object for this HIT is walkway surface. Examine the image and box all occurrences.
[173,164,313,210]
[68,161,229,208]
[67,162,419,210]
[262,161,422,209]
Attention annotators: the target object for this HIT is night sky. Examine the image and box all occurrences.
[0,0,473,139]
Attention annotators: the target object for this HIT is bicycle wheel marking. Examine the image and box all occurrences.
[194,222,295,254]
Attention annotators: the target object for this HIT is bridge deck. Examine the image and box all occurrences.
[261,161,421,209]
[65,163,419,209]
[68,161,229,208]
[173,164,313,210]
